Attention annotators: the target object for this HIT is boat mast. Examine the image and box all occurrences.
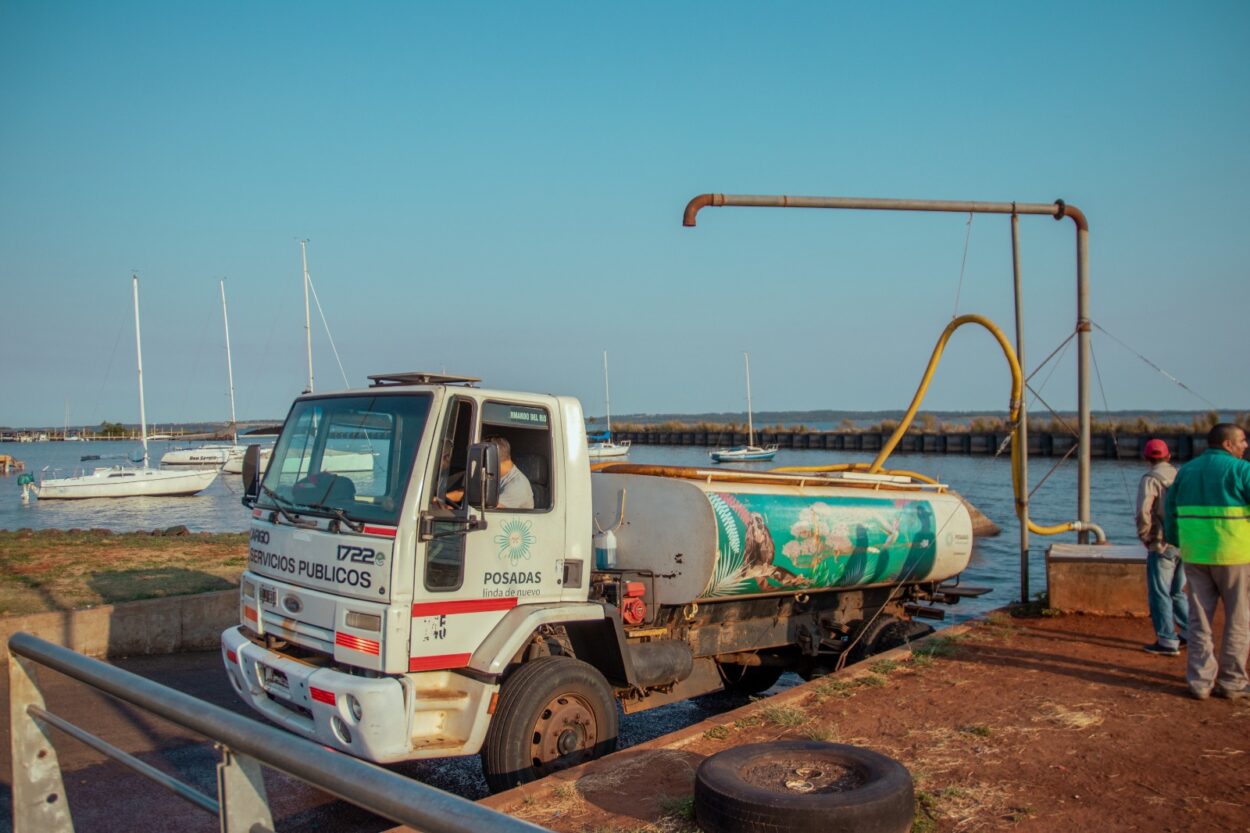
[603,351,612,440]
[220,279,237,445]
[744,352,754,448]
[300,239,314,394]
[132,275,149,467]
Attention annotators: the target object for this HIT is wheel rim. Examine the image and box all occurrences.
[529,693,598,774]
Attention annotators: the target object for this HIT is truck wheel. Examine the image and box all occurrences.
[718,663,785,695]
[847,615,912,664]
[481,655,618,793]
[694,740,914,833]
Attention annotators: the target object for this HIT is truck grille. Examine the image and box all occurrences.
[261,610,335,653]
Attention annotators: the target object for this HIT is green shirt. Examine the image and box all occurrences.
[1163,448,1250,565]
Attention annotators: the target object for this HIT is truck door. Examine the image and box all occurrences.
[412,398,565,673]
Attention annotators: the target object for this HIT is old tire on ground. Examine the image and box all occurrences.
[480,655,618,793]
[694,740,914,833]
[718,662,785,695]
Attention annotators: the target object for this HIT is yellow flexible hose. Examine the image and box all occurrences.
[772,313,1105,542]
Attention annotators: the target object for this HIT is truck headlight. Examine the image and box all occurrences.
[346,693,363,721]
[241,579,255,599]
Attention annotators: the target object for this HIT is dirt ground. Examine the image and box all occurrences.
[0,529,247,614]
[478,611,1250,833]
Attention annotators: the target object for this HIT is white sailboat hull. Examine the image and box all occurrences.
[587,441,631,459]
[708,445,778,463]
[34,466,220,499]
[161,445,242,466]
[223,446,272,474]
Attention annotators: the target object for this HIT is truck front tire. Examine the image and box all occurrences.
[481,655,619,793]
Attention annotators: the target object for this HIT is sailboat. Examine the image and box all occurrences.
[29,277,221,499]
[163,280,251,469]
[586,351,631,459]
[709,353,779,463]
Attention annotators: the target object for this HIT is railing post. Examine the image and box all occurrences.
[9,654,74,833]
[216,745,275,833]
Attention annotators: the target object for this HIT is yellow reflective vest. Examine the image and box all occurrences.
[1164,449,1250,565]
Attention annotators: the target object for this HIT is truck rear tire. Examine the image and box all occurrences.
[481,655,619,793]
[694,740,914,833]
[847,615,912,664]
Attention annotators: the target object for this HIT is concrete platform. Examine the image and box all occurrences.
[1046,543,1149,616]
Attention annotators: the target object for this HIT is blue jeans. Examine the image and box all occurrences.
[1148,548,1189,648]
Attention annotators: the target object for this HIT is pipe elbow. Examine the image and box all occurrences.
[683,193,722,227]
[1052,199,1089,232]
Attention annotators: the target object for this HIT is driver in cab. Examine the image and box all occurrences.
[444,436,533,510]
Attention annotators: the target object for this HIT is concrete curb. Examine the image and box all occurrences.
[0,589,237,663]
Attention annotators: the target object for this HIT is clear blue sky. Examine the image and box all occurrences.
[2,2,1247,428]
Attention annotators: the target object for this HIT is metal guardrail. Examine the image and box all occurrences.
[8,632,550,833]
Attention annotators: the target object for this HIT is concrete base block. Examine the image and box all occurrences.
[1046,543,1148,616]
[1,590,237,663]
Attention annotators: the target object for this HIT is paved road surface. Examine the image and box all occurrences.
[2,649,787,832]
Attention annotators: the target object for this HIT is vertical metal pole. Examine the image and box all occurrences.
[9,655,74,833]
[1011,213,1030,602]
[300,240,314,395]
[133,275,148,468]
[220,280,237,445]
[1076,225,1092,542]
[217,746,275,833]
[603,351,612,438]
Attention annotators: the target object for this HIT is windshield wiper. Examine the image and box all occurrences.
[300,501,366,534]
[260,485,317,528]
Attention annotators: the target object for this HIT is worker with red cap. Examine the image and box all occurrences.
[1137,438,1188,655]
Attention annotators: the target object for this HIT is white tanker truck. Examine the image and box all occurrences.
[221,372,986,791]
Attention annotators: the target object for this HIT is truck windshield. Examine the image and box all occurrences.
[259,393,431,526]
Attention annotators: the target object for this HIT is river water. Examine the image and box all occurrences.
[1,439,1145,621]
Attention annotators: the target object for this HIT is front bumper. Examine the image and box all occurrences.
[221,627,497,763]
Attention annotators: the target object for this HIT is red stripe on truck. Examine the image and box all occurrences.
[310,687,336,705]
[409,653,472,672]
[335,632,380,656]
[411,597,519,617]
[362,525,397,538]
[243,606,258,622]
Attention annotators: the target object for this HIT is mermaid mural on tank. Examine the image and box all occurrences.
[703,491,940,597]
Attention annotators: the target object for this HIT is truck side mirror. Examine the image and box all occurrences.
[465,442,499,510]
[241,444,262,507]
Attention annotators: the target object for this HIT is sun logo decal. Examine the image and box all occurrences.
[495,519,535,564]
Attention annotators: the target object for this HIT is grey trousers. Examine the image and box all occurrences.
[1183,562,1250,693]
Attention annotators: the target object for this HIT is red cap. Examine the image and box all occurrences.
[1144,439,1170,461]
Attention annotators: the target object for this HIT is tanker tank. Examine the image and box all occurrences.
[590,468,973,607]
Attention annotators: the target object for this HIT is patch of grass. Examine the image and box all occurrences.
[856,674,887,688]
[553,783,577,800]
[910,652,934,670]
[801,723,836,742]
[961,725,992,738]
[658,794,694,820]
[0,530,248,615]
[869,659,900,675]
[913,634,961,660]
[1007,805,1036,822]
[1011,591,1063,618]
[814,678,856,698]
[702,725,730,741]
[733,714,762,729]
[912,789,941,833]
[760,705,807,727]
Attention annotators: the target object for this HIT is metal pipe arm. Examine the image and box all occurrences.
[683,193,1087,230]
